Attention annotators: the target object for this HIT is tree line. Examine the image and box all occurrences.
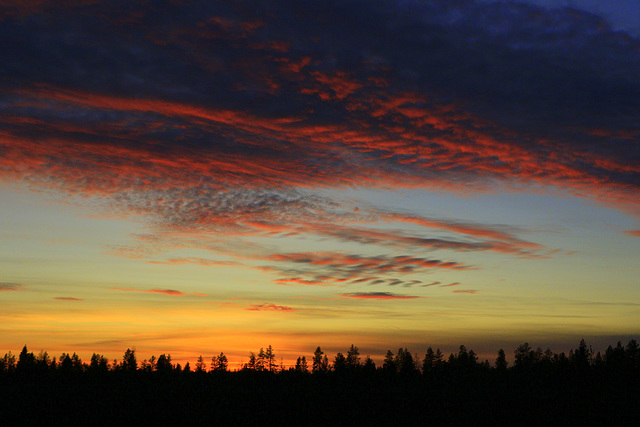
[2,338,639,376]
[1,338,639,424]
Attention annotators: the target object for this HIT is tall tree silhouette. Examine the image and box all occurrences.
[0,352,16,373]
[495,349,508,370]
[211,352,228,372]
[363,356,376,373]
[295,356,309,373]
[122,348,137,372]
[16,346,35,374]
[383,350,396,372]
[312,346,328,373]
[626,340,639,369]
[423,347,436,373]
[514,343,537,369]
[346,344,361,369]
[333,352,347,373]
[89,353,109,373]
[264,345,276,372]
[257,348,266,371]
[395,348,417,375]
[36,350,51,373]
[195,355,206,373]
[246,352,257,370]
[156,354,172,373]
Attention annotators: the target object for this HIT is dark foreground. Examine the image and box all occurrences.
[1,366,639,425]
[2,340,640,425]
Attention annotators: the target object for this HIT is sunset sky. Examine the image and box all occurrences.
[1,0,639,367]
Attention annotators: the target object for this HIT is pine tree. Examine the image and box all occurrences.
[211,352,228,372]
[423,347,435,373]
[383,350,396,372]
[346,344,360,369]
[264,345,276,372]
[246,352,257,370]
[195,355,206,372]
[157,354,172,373]
[495,349,508,370]
[17,345,36,374]
[122,348,137,372]
[312,346,326,373]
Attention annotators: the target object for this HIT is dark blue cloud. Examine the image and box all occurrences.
[0,0,638,212]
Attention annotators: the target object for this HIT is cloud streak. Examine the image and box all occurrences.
[1,0,638,299]
[109,287,188,296]
[147,258,239,267]
[1,0,638,212]
[339,292,421,300]
[245,303,295,312]
[0,282,23,291]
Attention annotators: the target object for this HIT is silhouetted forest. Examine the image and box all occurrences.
[1,339,639,425]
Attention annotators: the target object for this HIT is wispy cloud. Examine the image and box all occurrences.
[274,278,328,286]
[245,303,295,312]
[108,287,187,296]
[1,0,638,302]
[1,0,638,214]
[339,292,421,300]
[147,257,239,267]
[420,281,442,287]
[379,212,537,246]
[53,297,84,301]
[0,282,24,291]
[452,290,478,294]
[267,252,472,273]
[261,251,472,286]
[440,282,461,287]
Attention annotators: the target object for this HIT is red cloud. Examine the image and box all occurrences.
[624,230,640,237]
[6,83,638,217]
[440,282,461,287]
[420,281,441,287]
[380,213,540,248]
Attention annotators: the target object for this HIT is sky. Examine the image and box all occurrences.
[1,0,639,367]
